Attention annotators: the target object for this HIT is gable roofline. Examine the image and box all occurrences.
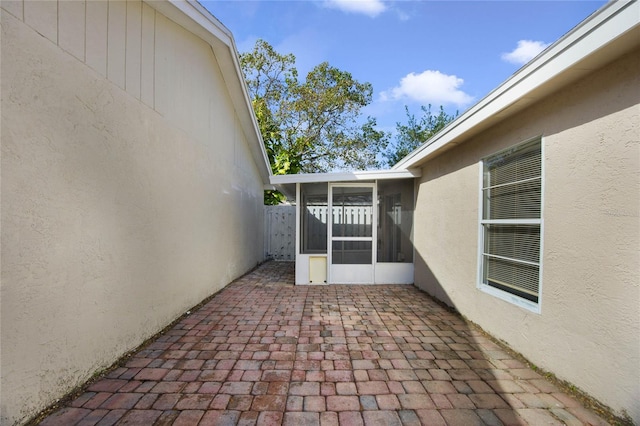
[144,0,272,183]
[393,0,640,171]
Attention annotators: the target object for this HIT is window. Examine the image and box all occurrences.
[377,179,414,263]
[479,139,542,312]
[301,183,328,254]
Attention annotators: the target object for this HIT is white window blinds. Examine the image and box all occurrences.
[480,140,542,305]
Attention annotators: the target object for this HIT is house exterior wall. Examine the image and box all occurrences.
[414,48,639,421]
[1,2,265,424]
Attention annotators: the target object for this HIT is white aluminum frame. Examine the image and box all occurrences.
[294,179,416,285]
[328,182,377,284]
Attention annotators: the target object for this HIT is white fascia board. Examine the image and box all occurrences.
[269,169,421,185]
[393,0,639,170]
[146,1,272,183]
[165,0,233,45]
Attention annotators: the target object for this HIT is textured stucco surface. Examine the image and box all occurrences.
[1,3,264,424]
[413,48,639,422]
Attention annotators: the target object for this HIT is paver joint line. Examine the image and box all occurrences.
[37,261,611,425]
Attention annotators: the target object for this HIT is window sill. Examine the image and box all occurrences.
[478,284,541,314]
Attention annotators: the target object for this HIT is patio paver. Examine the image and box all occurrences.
[37,261,610,425]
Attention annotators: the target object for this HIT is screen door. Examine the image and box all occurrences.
[329,184,375,283]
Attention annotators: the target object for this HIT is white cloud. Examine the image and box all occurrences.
[380,70,474,107]
[501,40,549,65]
[323,0,387,17]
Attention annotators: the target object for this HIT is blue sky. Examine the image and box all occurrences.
[202,0,606,135]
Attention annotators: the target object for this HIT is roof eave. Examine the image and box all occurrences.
[269,168,421,186]
[270,169,422,202]
[393,0,640,170]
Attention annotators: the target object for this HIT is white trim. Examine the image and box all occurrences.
[412,178,417,268]
[476,160,485,306]
[327,184,333,284]
[477,138,543,314]
[375,263,414,284]
[394,0,639,171]
[330,237,372,242]
[328,183,376,284]
[481,219,542,225]
[330,265,375,284]
[295,182,301,261]
[481,253,540,267]
[538,137,546,314]
[330,182,377,188]
[479,285,540,313]
[270,169,420,185]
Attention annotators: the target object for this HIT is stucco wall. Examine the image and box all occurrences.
[414,48,639,421]
[1,2,265,424]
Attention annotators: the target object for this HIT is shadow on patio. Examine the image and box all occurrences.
[37,261,610,425]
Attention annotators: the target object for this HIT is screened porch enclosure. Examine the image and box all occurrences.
[291,176,415,285]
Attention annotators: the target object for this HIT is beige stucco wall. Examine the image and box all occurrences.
[414,48,639,421]
[1,2,265,424]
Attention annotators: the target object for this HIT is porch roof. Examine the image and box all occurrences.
[269,168,421,200]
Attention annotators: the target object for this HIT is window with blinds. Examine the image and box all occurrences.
[479,139,542,310]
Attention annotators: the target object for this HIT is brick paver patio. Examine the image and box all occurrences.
[38,261,610,425]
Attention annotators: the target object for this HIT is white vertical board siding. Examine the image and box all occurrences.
[23,0,57,43]
[125,0,142,98]
[85,0,108,77]
[1,0,24,21]
[1,0,213,111]
[107,0,126,89]
[264,205,296,261]
[140,2,155,108]
[58,1,85,61]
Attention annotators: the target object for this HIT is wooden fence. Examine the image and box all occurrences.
[264,205,296,260]
[264,204,373,260]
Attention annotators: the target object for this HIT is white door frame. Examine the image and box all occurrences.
[328,183,376,284]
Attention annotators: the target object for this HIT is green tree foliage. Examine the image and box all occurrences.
[240,40,389,204]
[385,105,458,167]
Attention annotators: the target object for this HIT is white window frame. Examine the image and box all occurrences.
[477,137,544,314]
